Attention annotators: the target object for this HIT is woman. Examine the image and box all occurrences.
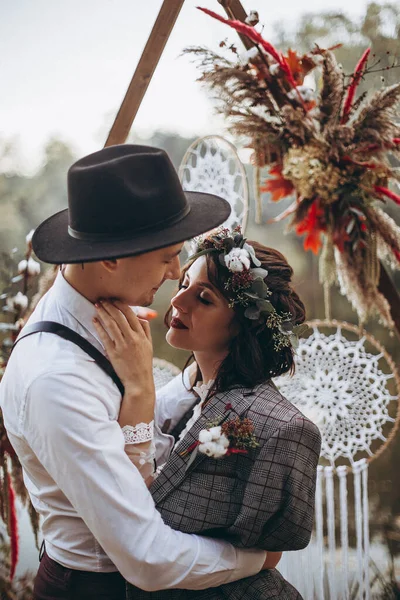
[94,229,321,599]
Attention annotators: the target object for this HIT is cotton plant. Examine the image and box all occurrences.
[0,230,42,583]
[2,230,40,331]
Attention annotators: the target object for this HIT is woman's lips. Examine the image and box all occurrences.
[170,317,188,330]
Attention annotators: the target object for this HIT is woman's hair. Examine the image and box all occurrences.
[165,240,306,392]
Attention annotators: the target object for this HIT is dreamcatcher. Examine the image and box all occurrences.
[275,319,400,599]
[179,135,249,253]
[153,357,181,390]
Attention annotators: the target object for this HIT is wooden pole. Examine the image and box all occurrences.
[104,0,252,148]
[217,0,252,49]
[104,0,185,147]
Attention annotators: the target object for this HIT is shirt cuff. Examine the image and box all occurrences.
[228,547,266,582]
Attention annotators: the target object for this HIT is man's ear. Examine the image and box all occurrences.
[101,258,118,273]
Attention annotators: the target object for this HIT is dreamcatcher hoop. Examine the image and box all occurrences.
[179,135,249,253]
[276,318,399,598]
[276,318,400,468]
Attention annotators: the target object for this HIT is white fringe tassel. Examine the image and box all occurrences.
[353,459,365,598]
[315,465,325,599]
[325,466,337,600]
[275,460,370,599]
[337,465,349,600]
[361,459,370,599]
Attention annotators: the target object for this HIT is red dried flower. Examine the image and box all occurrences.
[295,200,326,254]
[8,475,19,580]
[341,48,370,124]
[222,417,255,439]
[374,185,400,206]
[261,164,295,202]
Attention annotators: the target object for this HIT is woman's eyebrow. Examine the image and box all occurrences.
[183,274,219,296]
[197,281,221,296]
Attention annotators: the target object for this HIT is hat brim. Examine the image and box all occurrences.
[32,192,231,264]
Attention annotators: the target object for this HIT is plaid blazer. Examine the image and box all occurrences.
[127,380,321,600]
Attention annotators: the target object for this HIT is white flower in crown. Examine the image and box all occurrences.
[224,248,251,272]
[198,425,230,459]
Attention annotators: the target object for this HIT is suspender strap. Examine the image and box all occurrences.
[13,320,125,396]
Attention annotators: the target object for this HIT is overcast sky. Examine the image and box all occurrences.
[1,0,375,171]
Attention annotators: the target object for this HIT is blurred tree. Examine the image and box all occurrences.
[129,130,197,169]
[274,1,400,90]
[0,138,74,255]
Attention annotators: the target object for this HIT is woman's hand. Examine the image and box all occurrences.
[262,551,282,570]
[93,300,154,397]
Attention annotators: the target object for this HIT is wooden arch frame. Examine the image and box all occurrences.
[104,0,400,339]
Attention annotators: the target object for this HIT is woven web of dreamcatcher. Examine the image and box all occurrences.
[153,358,181,390]
[275,320,399,466]
[179,135,249,242]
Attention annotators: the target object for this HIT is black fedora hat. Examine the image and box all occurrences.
[32,144,231,264]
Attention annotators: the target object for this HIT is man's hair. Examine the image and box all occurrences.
[165,241,306,393]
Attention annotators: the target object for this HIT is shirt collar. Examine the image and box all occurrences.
[52,270,104,350]
[193,379,215,402]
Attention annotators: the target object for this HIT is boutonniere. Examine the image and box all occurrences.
[180,403,259,469]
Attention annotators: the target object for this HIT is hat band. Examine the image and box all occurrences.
[68,204,191,242]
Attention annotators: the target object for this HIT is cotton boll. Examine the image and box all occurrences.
[245,10,259,26]
[224,248,251,272]
[18,257,41,276]
[18,260,28,274]
[27,258,41,276]
[199,429,213,444]
[219,434,230,449]
[213,444,228,458]
[209,426,222,440]
[199,441,219,456]
[25,229,35,244]
[7,292,28,311]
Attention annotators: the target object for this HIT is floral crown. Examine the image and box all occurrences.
[190,227,307,351]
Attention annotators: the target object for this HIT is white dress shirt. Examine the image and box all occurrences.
[0,272,265,591]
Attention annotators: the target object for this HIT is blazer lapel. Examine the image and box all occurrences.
[151,386,256,504]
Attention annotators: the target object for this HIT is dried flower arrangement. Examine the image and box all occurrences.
[0,232,42,581]
[187,7,400,328]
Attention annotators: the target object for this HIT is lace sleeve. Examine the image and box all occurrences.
[125,439,156,483]
[121,421,156,482]
[122,420,154,444]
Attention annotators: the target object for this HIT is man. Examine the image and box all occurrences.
[0,145,269,600]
